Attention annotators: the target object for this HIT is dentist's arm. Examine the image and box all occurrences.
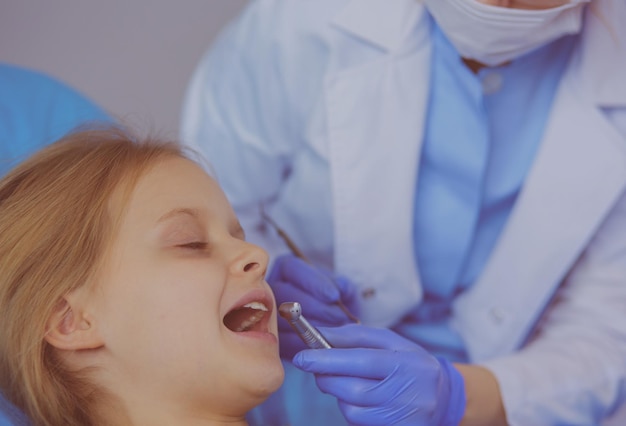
[455,363,506,426]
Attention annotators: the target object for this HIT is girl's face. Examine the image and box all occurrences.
[91,157,283,422]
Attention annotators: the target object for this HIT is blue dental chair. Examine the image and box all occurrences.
[0,394,28,426]
[0,62,111,426]
[0,62,110,177]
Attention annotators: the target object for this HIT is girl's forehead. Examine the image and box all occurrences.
[111,157,233,231]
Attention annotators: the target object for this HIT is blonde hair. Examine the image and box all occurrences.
[0,126,187,425]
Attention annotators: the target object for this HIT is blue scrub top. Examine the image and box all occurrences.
[0,63,110,177]
[400,22,577,363]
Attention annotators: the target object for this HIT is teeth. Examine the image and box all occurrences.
[243,301,268,311]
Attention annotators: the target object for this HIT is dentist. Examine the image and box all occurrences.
[181,0,626,424]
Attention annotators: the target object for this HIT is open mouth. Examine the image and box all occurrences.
[223,301,270,333]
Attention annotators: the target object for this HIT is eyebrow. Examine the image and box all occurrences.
[156,208,201,224]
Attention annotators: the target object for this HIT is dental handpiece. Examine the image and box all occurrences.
[279,302,332,349]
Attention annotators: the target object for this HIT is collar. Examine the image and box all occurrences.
[331,0,426,52]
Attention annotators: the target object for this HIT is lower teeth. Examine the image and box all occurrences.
[236,311,264,332]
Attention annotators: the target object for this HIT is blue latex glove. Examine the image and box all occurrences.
[292,324,466,426]
[267,254,359,358]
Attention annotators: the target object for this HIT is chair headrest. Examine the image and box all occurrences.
[0,393,29,426]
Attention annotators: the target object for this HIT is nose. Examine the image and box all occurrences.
[229,240,269,279]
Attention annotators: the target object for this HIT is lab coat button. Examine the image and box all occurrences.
[490,307,505,324]
[481,72,503,95]
[361,288,376,299]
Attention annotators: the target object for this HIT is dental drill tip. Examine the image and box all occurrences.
[279,302,302,321]
[279,301,332,349]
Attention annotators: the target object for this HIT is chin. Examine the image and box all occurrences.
[240,358,285,404]
[199,360,284,419]
[255,359,285,395]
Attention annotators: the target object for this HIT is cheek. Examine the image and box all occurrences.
[139,272,223,330]
[100,262,225,348]
[98,272,228,386]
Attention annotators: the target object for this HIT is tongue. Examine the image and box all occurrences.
[224,307,259,332]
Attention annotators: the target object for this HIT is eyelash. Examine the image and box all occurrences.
[178,242,208,250]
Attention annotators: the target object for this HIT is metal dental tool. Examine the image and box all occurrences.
[279,302,332,349]
[261,205,360,324]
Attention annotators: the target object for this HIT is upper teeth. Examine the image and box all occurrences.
[243,301,268,311]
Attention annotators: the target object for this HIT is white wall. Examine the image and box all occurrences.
[0,0,248,138]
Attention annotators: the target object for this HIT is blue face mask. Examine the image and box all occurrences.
[424,0,590,66]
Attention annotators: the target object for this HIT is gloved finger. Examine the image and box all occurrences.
[313,266,358,304]
[338,401,421,426]
[271,281,351,325]
[314,375,387,406]
[293,348,406,379]
[332,275,360,317]
[337,402,375,426]
[269,255,340,303]
[317,324,421,352]
[270,277,316,304]
[334,275,358,301]
[316,370,437,409]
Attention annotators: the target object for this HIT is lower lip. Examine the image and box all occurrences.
[229,329,279,345]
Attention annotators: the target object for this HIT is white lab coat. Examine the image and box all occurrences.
[181,0,626,424]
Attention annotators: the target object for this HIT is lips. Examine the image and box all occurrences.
[223,290,273,334]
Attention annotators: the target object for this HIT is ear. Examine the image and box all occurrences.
[45,296,104,351]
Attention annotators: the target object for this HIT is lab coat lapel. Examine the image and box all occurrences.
[454,1,626,361]
[454,80,626,362]
[325,3,431,326]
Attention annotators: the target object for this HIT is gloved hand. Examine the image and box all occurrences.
[292,324,466,426]
[268,254,359,358]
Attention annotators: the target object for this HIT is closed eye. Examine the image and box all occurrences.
[178,242,208,250]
